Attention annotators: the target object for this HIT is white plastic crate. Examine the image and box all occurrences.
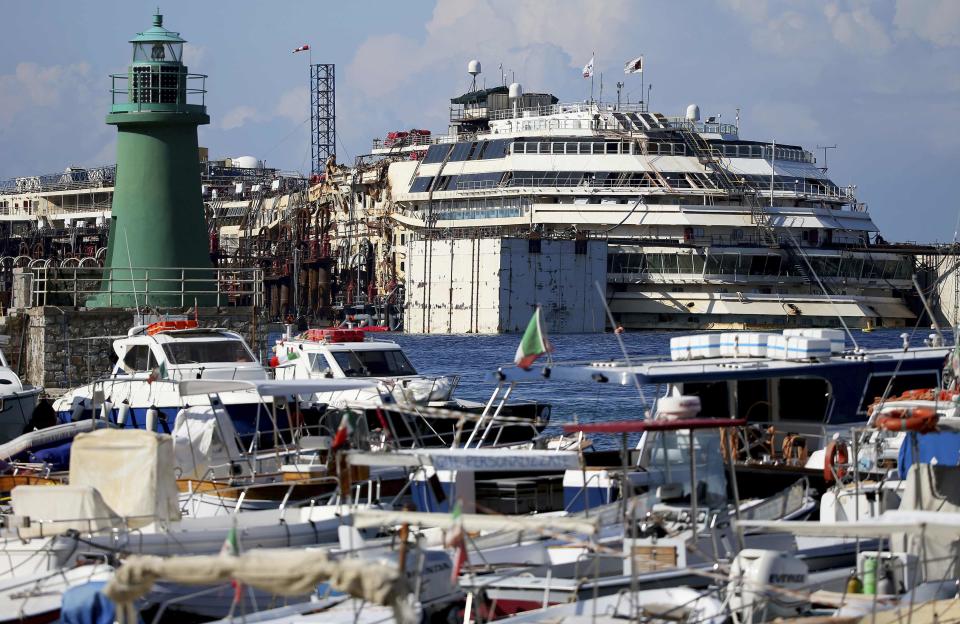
[783,328,845,353]
[720,332,773,358]
[768,335,831,361]
[670,334,722,361]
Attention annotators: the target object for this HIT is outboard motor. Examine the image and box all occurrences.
[728,549,809,623]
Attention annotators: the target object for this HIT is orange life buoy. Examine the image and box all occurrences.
[824,440,849,484]
[875,407,938,434]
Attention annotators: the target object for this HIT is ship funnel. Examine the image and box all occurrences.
[467,59,481,76]
[686,104,700,122]
[509,82,523,99]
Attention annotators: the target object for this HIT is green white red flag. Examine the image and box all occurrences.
[331,410,357,450]
[444,500,468,583]
[514,308,552,370]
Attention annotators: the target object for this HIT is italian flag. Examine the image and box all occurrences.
[147,360,167,384]
[514,308,552,370]
[444,500,468,583]
[331,410,357,450]
[269,348,300,368]
[219,525,243,604]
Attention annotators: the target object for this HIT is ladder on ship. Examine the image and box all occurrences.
[674,123,779,245]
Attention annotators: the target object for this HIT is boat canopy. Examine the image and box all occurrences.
[352,509,599,536]
[564,417,746,434]
[178,378,378,397]
[104,548,412,622]
[346,448,580,471]
[736,510,960,539]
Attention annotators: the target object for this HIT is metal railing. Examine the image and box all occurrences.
[109,72,207,114]
[27,265,263,308]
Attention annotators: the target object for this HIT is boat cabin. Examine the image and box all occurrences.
[112,322,265,382]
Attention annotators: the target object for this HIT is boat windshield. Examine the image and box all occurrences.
[162,340,256,365]
[331,349,417,377]
[645,429,728,506]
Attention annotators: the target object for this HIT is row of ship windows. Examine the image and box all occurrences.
[421,139,814,164]
[608,253,912,280]
[409,171,840,194]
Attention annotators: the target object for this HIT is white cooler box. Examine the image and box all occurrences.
[670,334,721,361]
[720,332,774,358]
[767,335,832,361]
[783,328,846,353]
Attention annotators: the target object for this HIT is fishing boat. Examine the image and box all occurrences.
[272,328,551,447]
[51,320,276,445]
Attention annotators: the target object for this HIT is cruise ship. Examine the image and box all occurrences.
[0,62,924,334]
[370,70,917,332]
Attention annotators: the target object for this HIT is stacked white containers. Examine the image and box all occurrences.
[669,334,721,361]
[767,335,832,361]
[783,328,846,353]
[720,332,775,358]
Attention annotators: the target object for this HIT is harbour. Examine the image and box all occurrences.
[1,3,960,623]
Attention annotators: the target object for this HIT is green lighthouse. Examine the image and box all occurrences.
[91,12,214,308]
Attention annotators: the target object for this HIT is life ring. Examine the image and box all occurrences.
[875,406,938,434]
[824,440,849,484]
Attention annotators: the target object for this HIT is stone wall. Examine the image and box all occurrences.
[0,307,264,390]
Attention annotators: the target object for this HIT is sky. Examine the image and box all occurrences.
[0,0,958,242]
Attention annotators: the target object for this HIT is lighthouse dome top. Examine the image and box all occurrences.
[130,13,185,63]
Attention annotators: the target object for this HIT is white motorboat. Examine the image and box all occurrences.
[0,337,41,444]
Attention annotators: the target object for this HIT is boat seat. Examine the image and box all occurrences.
[11,484,123,539]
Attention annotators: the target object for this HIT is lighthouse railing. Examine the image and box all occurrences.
[27,265,263,308]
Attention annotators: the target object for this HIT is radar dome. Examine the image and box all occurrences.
[508,82,523,99]
[232,156,258,169]
[686,104,700,122]
[467,60,481,76]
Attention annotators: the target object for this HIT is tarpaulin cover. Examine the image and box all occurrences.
[69,429,181,528]
[61,581,139,624]
[29,440,72,471]
[897,431,960,479]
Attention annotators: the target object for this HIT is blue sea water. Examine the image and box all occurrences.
[384,328,950,438]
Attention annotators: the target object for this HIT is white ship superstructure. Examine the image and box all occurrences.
[374,79,916,332]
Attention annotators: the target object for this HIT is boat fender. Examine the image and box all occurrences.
[876,407,938,434]
[146,405,159,432]
[99,398,113,422]
[824,439,849,484]
[721,427,742,461]
[70,398,86,422]
[117,400,130,426]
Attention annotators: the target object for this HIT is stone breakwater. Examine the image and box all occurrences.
[0,307,265,390]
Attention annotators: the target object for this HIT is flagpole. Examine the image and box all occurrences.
[590,51,595,104]
[640,57,645,111]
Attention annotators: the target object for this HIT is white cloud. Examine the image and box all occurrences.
[274,86,310,124]
[183,43,207,68]
[220,105,259,130]
[894,0,960,47]
[824,2,892,54]
[0,62,92,124]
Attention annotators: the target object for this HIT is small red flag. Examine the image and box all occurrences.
[293,45,310,53]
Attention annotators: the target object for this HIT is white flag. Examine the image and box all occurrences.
[582,55,594,78]
[624,55,643,74]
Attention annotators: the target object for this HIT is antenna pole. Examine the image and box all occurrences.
[816,144,837,173]
[770,139,776,208]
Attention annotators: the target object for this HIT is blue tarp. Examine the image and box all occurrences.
[60,580,142,624]
[29,440,71,471]
[898,430,960,479]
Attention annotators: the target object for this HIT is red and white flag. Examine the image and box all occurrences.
[292,44,310,53]
[582,55,594,78]
[624,55,643,74]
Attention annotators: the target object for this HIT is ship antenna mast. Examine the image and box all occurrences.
[816,144,837,173]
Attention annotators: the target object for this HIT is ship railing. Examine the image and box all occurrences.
[488,101,649,121]
[371,134,457,151]
[25,265,264,308]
